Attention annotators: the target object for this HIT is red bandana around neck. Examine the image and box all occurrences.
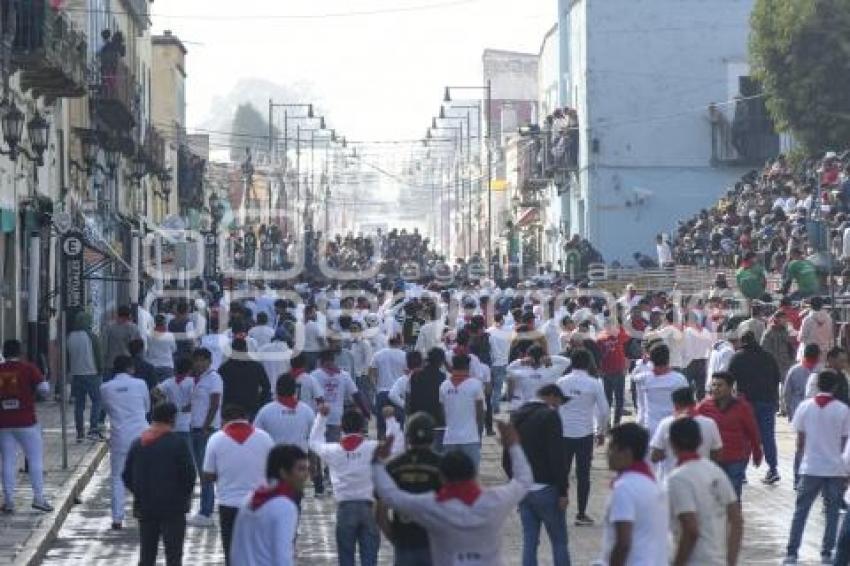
[340,433,365,452]
[322,365,340,375]
[249,481,300,510]
[435,479,482,506]
[652,365,670,376]
[140,423,172,446]
[450,373,469,387]
[815,393,835,408]
[802,358,819,371]
[278,395,298,409]
[223,421,255,444]
[617,461,655,483]
[676,451,701,467]
[292,367,306,379]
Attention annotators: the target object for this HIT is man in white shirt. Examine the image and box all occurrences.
[638,344,689,437]
[310,406,380,566]
[784,370,850,565]
[100,355,151,529]
[311,351,371,441]
[370,335,408,438]
[488,313,512,415]
[258,337,292,394]
[372,421,532,566]
[301,304,327,370]
[203,405,274,564]
[600,422,669,566]
[556,349,609,526]
[506,346,571,408]
[440,353,485,470]
[254,373,316,452]
[666,418,741,566]
[230,445,309,566]
[645,312,684,370]
[650,387,722,479]
[152,357,194,449]
[682,316,714,400]
[188,347,223,526]
[146,314,177,382]
[248,312,275,349]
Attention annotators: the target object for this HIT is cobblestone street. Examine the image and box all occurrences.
[39,413,833,565]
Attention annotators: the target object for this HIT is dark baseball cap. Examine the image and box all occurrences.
[537,384,571,405]
[405,412,435,445]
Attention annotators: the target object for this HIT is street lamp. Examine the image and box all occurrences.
[444,81,493,276]
[0,102,50,165]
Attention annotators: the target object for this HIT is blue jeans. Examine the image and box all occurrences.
[376,390,404,440]
[752,401,778,472]
[720,460,748,500]
[787,475,843,559]
[519,485,571,566]
[835,509,850,565]
[71,374,101,436]
[445,442,481,471]
[393,546,432,566]
[491,365,507,414]
[191,429,215,517]
[336,500,379,566]
[602,373,625,425]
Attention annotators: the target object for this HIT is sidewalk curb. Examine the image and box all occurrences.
[14,442,108,566]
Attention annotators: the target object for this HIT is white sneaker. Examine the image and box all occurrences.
[187,513,214,527]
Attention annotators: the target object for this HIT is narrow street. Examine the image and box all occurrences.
[43,416,827,565]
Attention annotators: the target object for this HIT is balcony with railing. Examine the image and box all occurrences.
[709,99,780,167]
[7,0,87,98]
[143,124,166,173]
[92,57,136,132]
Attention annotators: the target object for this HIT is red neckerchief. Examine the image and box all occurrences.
[815,393,835,408]
[435,479,482,506]
[676,451,700,467]
[321,365,340,375]
[450,372,469,387]
[340,433,365,452]
[140,423,172,446]
[154,324,167,332]
[174,373,189,385]
[278,395,298,409]
[802,358,818,370]
[614,461,655,486]
[652,365,670,376]
[291,367,306,379]
[249,481,300,510]
[223,420,255,444]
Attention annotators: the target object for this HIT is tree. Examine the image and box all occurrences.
[230,103,278,161]
[750,0,850,152]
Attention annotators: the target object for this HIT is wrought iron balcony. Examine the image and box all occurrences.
[92,58,136,132]
[142,125,166,173]
[8,0,88,99]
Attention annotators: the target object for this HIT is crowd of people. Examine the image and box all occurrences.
[5,259,850,565]
[671,150,850,272]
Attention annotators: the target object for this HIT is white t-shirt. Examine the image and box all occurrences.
[311,368,358,426]
[601,471,669,566]
[650,414,723,478]
[793,396,850,477]
[248,325,275,349]
[295,372,324,411]
[667,459,738,566]
[145,332,176,368]
[154,377,194,432]
[203,424,274,507]
[190,369,224,429]
[507,356,571,407]
[638,371,689,436]
[557,370,610,438]
[371,348,408,392]
[254,400,315,451]
[439,377,484,445]
[487,326,512,367]
[303,320,325,352]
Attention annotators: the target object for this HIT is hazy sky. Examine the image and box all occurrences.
[151,0,555,143]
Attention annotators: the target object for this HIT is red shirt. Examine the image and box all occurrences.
[0,360,45,428]
[597,327,629,375]
[696,396,762,464]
